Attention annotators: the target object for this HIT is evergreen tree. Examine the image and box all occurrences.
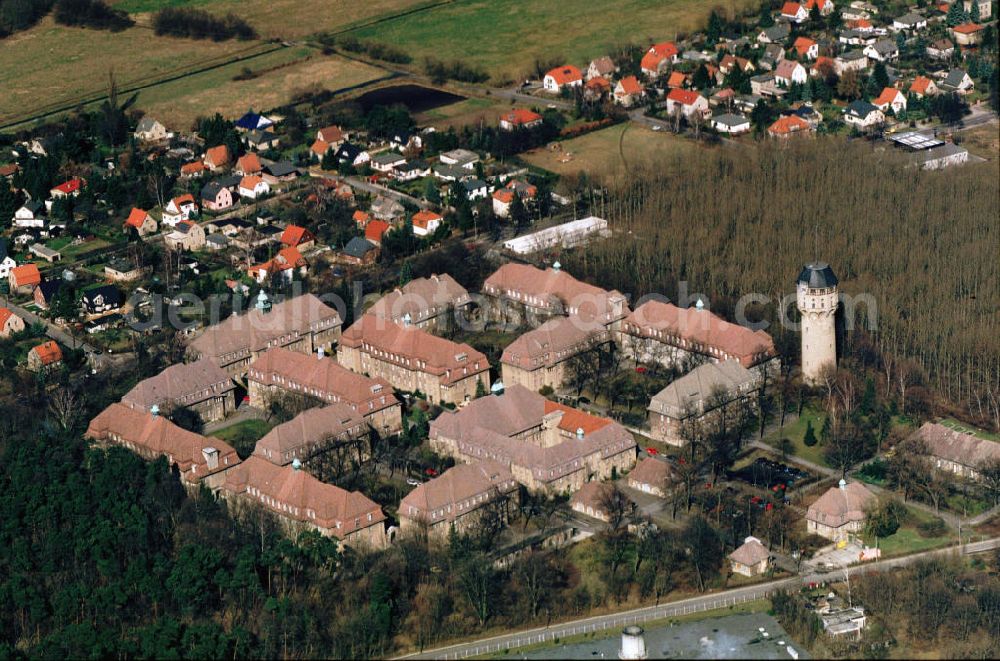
[423,179,440,204]
[803,419,818,447]
[398,261,413,287]
[970,0,981,23]
[873,61,890,90]
[0,180,17,225]
[692,63,711,90]
[759,0,774,27]
[946,1,968,26]
[706,10,724,46]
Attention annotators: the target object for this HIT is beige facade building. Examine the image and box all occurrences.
[626,456,673,497]
[367,273,471,334]
[729,536,771,576]
[909,422,1000,480]
[188,293,342,376]
[429,385,637,495]
[338,314,490,406]
[247,347,402,436]
[399,461,519,539]
[254,403,368,466]
[0,307,25,337]
[501,315,611,392]
[221,456,387,549]
[121,358,236,423]
[806,480,875,542]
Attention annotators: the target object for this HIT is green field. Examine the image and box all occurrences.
[864,506,953,558]
[762,407,829,468]
[347,0,758,80]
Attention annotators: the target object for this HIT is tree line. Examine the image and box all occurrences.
[152,7,256,41]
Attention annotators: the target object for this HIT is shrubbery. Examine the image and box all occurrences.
[337,36,411,63]
[53,0,133,31]
[424,57,489,84]
[152,7,256,41]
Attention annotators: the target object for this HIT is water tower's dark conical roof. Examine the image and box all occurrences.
[797,262,838,288]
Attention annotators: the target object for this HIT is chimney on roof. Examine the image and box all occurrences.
[202,446,219,470]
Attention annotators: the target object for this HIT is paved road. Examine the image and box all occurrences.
[396,536,1000,659]
[0,297,109,368]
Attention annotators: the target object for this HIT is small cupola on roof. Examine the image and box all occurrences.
[797,262,839,289]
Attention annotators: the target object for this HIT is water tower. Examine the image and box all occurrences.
[796,262,838,384]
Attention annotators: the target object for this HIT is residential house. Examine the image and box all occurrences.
[317,125,346,147]
[280,225,316,249]
[757,24,790,44]
[81,285,122,317]
[963,0,991,20]
[353,210,371,228]
[0,239,16,279]
[399,461,519,538]
[123,207,157,237]
[873,86,906,113]
[371,151,406,174]
[647,360,761,446]
[338,314,490,405]
[33,281,62,309]
[238,175,270,199]
[760,43,786,70]
[411,210,443,237]
[640,41,679,77]
[462,178,489,201]
[365,220,391,246]
[909,422,1000,480]
[543,65,583,93]
[586,56,618,80]
[389,131,422,153]
[371,195,405,223]
[664,88,709,118]
[584,76,612,100]
[247,346,401,435]
[439,148,480,169]
[122,358,236,423]
[892,12,927,31]
[104,258,148,282]
[395,159,429,182]
[844,100,884,128]
[367,273,470,333]
[429,385,637,494]
[666,70,687,89]
[85,403,240,489]
[811,56,837,77]
[50,178,82,199]
[245,129,279,151]
[614,76,645,107]
[864,38,899,62]
[203,145,231,171]
[951,22,984,46]
[187,293,343,376]
[248,246,307,284]
[180,161,206,178]
[200,181,235,212]
[806,480,876,541]
[711,113,752,134]
[805,0,835,15]
[235,153,263,176]
[619,300,777,372]
[909,75,939,98]
[926,39,955,60]
[500,316,610,392]
[13,201,45,228]
[835,50,868,74]
[781,1,810,22]
[165,220,207,252]
[570,482,621,522]
[0,307,25,337]
[626,457,673,497]
[254,403,367,466]
[206,233,230,252]
[774,60,808,86]
[500,108,544,131]
[939,68,975,94]
[27,340,62,371]
[729,536,771,577]
[334,143,371,168]
[262,161,300,184]
[162,194,198,226]
[720,55,755,76]
[338,236,379,266]
[134,117,169,142]
[793,36,820,59]
[9,263,41,294]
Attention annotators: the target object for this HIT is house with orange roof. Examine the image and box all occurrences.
[162,194,197,226]
[0,307,25,337]
[316,125,346,146]
[234,152,262,176]
[238,175,270,199]
[365,220,391,246]
[353,210,371,227]
[499,108,544,131]
[27,340,62,371]
[847,17,873,30]
[720,55,755,76]
[123,207,157,237]
[781,1,809,22]
[640,41,679,78]
[492,189,515,217]
[49,178,83,199]
[909,75,939,98]
[614,75,645,107]
[583,76,612,100]
[311,139,332,161]
[543,65,583,93]
[666,70,687,89]
[280,224,316,249]
[248,246,307,284]
[873,86,906,114]
[412,209,444,237]
[203,145,231,171]
[8,263,41,294]
[767,114,813,137]
[951,22,984,46]
[793,36,819,59]
[665,88,709,118]
[804,0,834,15]
[179,161,205,178]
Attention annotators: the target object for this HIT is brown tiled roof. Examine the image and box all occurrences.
[806,481,875,528]
[774,59,803,80]
[730,536,770,566]
[85,403,240,484]
[501,315,608,370]
[280,224,314,247]
[236,153,262,174]
[248,347,397,415]
[367,274,470,325]
[483,264,627,325]
[122,358,234,411]
[188,293,342,363]
[400,461,517,524]
[340,314,489,386]
[254,403,366,465]
[625,300,776,367]
[910,422,1000,470]
[10,264,42,287]
[570,481,616,514]
[627,456,673,488]
[204,145,230,167]
[649,360,758,419]
[223,456,384,537]
[317,126,344,144]
[30,340,62,365]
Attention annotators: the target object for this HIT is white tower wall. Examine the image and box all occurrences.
[797,281,838,383]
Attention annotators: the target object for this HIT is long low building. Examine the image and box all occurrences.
[337,314,490,406]
[501,315,610,392]
[399,461,519,539]
[501,216,610,255]
[254,403,368,467]
[247,347,402,436]
[121,358,236,423]
[85,403,241,489]
[221,456,387,549]
[187,293,342,376]
[909,421,1000,480]
[429,384,637,494]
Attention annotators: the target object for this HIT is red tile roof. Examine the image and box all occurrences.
[501,108,543,126]
[365,220,390,243]
[0,307,14,327]
[412,209,443,230]
[204,145,230,167]
[254,403,367,465]
[806,481,875,528]
[180,161,205,175]
[804,0,829,9]
[172,193,195,208]
[280,224,315,247]
[666,71,686,88]
[31,340,62,366]
[910,76,933,95]
[493,189,514,204]
[317,125,344,144]
[544,399,612,435]
[545,65,583,86]
[641,41,679,73]
[311,139,331,157]
[239,175,264,191]
[124,207,149,228]
[666,88,702,106]
[400,461,517,525]
[952,22,984,34]
[484,263,626,325]
[585,77,612,92]
[793,36,816,56]
[781,1,804,16]
[768,115,812,136]
[236,152,262,174]
[10,264,41,287]
[619,75,644,95]
[51,178,82,195]
[873,86,903,107]
[353,210,371,227]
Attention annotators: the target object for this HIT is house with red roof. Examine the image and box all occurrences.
[793,36,819,59]
[123,207,157,237]
[353,210,371,227]
[781,1,809,22]
[872,86,906,114]
[584,76,612,100]
[951,22,984,46]
[499,108,544,131]
[8,263,41,294]
[365,220,390,246]
[316,125,346,146]
[203,145,231,171]
[664,88,709,118]
[909,75,938,98]
[666,70,687,89]
[280,225,316,249]
[804,0,834,15]
[238,175,270,199]
[162,194,197,226]
[492,189,516,218]
[27,340,62,371]
[412,210,443,237]
[543,65,583,93]
[768,114,813,137]
[311,139,332,161]
[0,307,25,337]
[248,246,307,284]
[49,178,82,198]
[613,75,645,107]
[720,55,754,76]
[640,41,679,78]
[179,161,205,178]
[234,152,262,176]
[811,56,837,77]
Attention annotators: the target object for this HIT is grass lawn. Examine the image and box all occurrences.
[521,122,698,178]
[961,123,1000,160]
[415,96,511,130]
[346,0,758,81]
[763,407,829,468]
[210,418,273,457]
[865,506,953,558]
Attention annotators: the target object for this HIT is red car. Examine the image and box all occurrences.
[645,447,659,456]
[425,468,438,477]
[635,366,647,374]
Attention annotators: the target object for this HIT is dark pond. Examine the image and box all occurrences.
[355,84,466,113]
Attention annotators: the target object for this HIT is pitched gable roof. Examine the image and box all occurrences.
[10,263,42,286]
[806,481,875,528]
[545,65,583,85]
[124,207,150,228]
[31,340,62,365]
[667,88,702,106]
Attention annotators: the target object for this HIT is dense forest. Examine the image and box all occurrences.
[561,139,999,429]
